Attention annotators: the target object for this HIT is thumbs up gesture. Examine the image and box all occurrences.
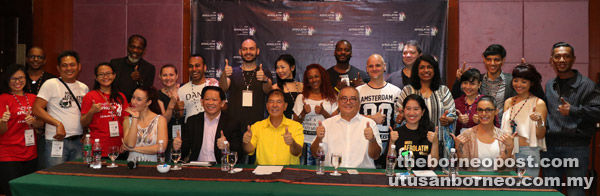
[256,64,266,82]
[439,110,453,126]
[370,109,386,124]
[558,97,570,116]
[499,131,518,150]
[131,65,140,81]
[224,59,233,77]
[427,126,439,144]
[283,127,293,145]
[364,122,375,142]
[316,121,325,140]
[456,110,469,125]
[350,72,365,87]
[243,125,253,144]
[90,100,102,114]
[314,102,324,115]
[389,126,398,143]
[175,97,185,112]
[2,105,11,122]
[217,130,228,150]
[173,131,182,150]
[302,99,311,114]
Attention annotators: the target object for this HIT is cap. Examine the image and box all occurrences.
[94,138,99,142]
[85,134,90,137]
[450,148,456,153]
[159,140,164,144]
[223,141,229,145]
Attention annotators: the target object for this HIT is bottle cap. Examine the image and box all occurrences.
[223,141,228,145]
[85,134,90,137]
[390,144,396,149]
[159,140,164,144]
[94,138,99,142]
[319,143,324,147]
[450,148,456,153]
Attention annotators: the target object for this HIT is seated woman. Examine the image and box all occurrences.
[454,68,500,133]
[389,94,439,170]
[123,86,168,162]
[80,62,129,158]
[453,95,516,171]
[0,64,44,196]
[500,63,547,177]
[272,54,303,119]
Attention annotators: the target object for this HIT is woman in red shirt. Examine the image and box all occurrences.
[80,62,129,157]
[0,64,44,196]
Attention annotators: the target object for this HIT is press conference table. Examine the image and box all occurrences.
[10,161,562,196]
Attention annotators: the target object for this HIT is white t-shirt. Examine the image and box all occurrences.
[178,81,218,122]
[37,78,89,140]
[292,94,338,144]
[316,113,382,169]
[477,139,500,171]
[356,83,401,149]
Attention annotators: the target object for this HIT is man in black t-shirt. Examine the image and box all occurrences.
[327,40,369,90]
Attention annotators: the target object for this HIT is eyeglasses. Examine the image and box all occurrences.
[97,72,114,78]
[339,96,358,104]
[552,54,573,61]
[28,55,45,60]
[10,76,26,82]
[476,108,495,113]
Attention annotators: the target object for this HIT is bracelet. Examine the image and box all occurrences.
[131,116,139,119]
[167,107,174,110]
[536,120,545,128]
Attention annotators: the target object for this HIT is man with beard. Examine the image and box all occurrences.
[220,38,272,131]
[327,40,369,90]
[356,54,401,168]
[110,34,156,101]
[24,47,57,170]
[542,42,600,196]
[386,40,421,89]
[25,47,56,94]
[178,54,219,123]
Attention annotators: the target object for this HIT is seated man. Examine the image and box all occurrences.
[243,89,304,165]
[173,86,242,163]
[311,86,382,169]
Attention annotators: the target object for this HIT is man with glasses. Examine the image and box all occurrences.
[311,86,382,169]
[542,42,600,195]
[110,34,156,101]
[242,89,303,165]
[386,40,422,89]
[33,50,89,168]
[25,47,56,95]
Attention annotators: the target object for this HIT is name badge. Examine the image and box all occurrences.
[51,140,64,157]
[172,125,182,139]
[109,121,119,137]
[242,90,253,107]
[25,129,35,146]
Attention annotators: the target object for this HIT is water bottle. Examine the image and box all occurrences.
[385,144,397,176]
[316,143,325,175]
[91,138,102,169]
[221,141,230,171]
[157,140,165,165]
[448,148,458,179]
[83,134,92,164]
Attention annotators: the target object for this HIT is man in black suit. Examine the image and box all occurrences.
[172,86,242,163]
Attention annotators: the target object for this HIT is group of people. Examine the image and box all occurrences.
[1,34,599,196]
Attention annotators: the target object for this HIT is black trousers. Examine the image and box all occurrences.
[0,158,37,196]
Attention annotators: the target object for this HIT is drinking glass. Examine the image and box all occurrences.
[171,148,182,170]
[405,151,414,175]
[227,152,238,174]
[516,166,527,184]
[330,153,342,176]
[107,146,119,168]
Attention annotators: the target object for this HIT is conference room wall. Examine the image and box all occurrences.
[458,0,588,88]
[72,0,184,89]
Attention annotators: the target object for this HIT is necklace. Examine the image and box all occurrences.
[508,94,530,133]
[283,82,300,103]
[464,94,480,117]
[12,92,31,115]
[29,71,44,94]
[242,70,256,90]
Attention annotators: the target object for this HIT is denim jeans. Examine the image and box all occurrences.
[300,143,316,165]
[515,146,540,177]
[541,146,590,196]
[43,139,83,168]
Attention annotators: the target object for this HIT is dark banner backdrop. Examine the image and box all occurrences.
[191,0,447,82]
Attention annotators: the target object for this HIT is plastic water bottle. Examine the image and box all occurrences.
[157,140,165,165]
[83,134,92,164]
[385,144,398,176]
[221,141,230,171]
[448,148,459,179]
[91,138,102,169]
[316,143,325,175]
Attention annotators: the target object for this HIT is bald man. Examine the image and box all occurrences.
[355,54,401,168]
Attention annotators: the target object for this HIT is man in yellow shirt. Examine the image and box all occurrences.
[243,89,304,165]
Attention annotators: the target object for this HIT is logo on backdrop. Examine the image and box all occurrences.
[234,26,256,36]
[415,26,438,36]
[381,41,404,52]
[319,12,343,22]
[318,41,336,51]
[266,41,290,51]
[200,40,223,51]
[202,12,223,22]
[291,26,315,36]
[268,12,290,22]
[348,26,372,36]
[383,11,407,22]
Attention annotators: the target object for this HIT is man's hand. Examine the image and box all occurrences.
[173,131,182,150]
[224,59,233,77]
[283,127,294,145]
[389,126,398,143]
[350,72,365,87]
[217,130,228,150]
[53,122,66,141]
[316,121,325,140]
[364,122,375,142]
[256,64,267,82]
[558,97,570,116]
[243,125,252,144]
[131,65,140,81]
[395,107,404,124]
[175,97,185,113]
[370,109,386,124]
